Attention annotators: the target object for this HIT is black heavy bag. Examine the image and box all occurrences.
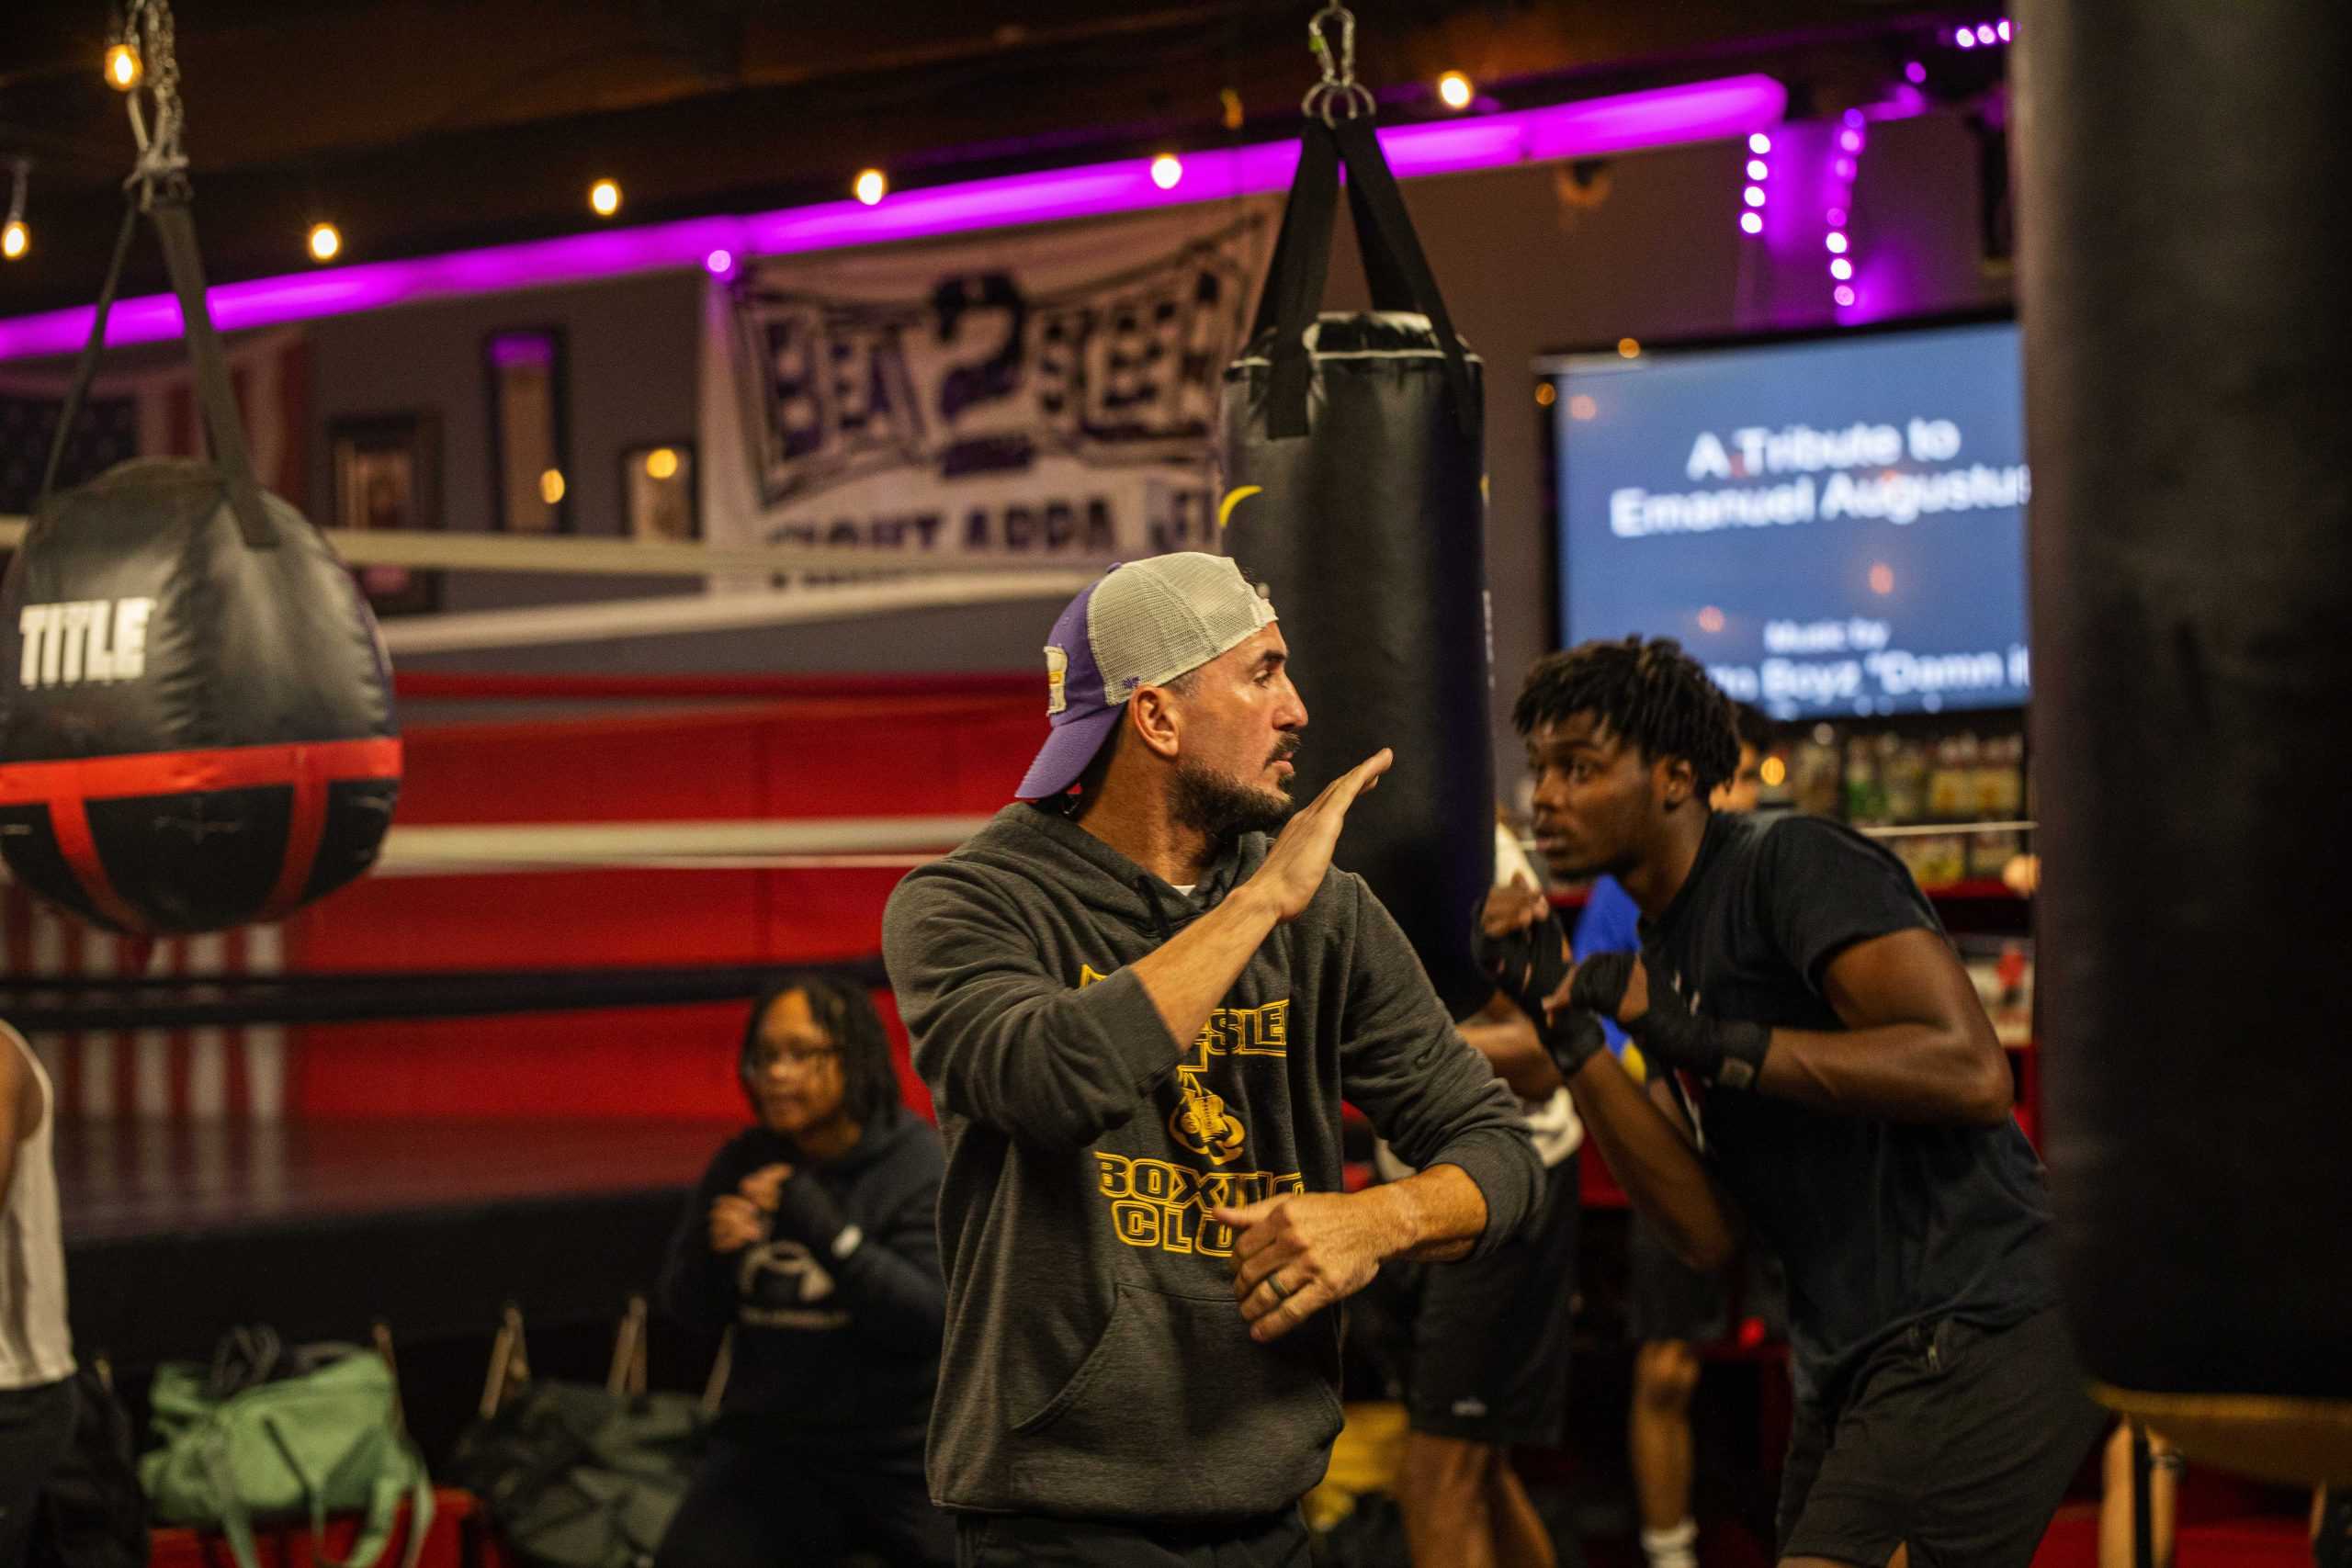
[1219,116,1490,1016]
[0,192,399,935]
[2015,0,2352,1482]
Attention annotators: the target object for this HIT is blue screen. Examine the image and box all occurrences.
[1553,321,2029,718]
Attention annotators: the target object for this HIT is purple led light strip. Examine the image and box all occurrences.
[0,73,1781,362]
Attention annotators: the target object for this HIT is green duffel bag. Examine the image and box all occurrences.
[141,1337,433,1568]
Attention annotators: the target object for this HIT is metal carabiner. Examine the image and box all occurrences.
[1302,5,1374,127]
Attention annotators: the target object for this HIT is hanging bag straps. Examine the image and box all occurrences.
[35,186,274,548]
[38,0,272,548]
[1247,6,1479,441]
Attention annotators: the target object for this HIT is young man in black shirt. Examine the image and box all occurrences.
[1479,637,2103,1568]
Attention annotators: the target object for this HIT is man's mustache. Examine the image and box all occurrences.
[1269,737,1302,765]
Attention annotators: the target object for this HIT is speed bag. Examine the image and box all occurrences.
[0,458,401,935]
[1220,118,1492,1018]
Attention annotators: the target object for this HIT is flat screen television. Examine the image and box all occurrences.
[1544,316,2029,719]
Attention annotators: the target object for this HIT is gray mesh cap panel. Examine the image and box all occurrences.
[1086,553,1278,699]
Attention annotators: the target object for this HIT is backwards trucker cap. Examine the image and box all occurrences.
[1014,553,1278,801]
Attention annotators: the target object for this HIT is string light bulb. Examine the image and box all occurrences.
[644,447,680,481]
[1437,72,1475,110]
[308,221,342,263]
[538,469,567,506]
[106,42,142,91]
[589,179,622,218]
[854,169,888,206]
[2,160,27,262]
[1149,153,1183,190]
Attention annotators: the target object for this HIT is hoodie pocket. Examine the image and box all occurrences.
[1007,1282,1343,1519]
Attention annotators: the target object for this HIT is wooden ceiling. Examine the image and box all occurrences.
[0,1,1976,317]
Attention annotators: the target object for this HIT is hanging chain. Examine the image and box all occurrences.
[119,0,188,202]
[1301,5,1375,127]
[5,158,28,231]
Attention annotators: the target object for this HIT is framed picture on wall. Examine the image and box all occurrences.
[328,412,442,616]
[484,326,571,535]
[620,441,698,543]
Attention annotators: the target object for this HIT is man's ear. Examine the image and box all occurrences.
[1657,754,1699,810]
[1130,683,1182,761]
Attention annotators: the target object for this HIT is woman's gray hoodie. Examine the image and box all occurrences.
[881,802,1540,1523]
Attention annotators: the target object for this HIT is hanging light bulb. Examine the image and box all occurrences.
[106,42,142,91]
[2,160,27,261]
[308,221,343,263]
[1150,153,1183,190]
[854,169,888,206]
[1437,72,1475,110]
[589,179,622,218]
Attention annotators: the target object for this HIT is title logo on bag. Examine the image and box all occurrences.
[16,598,154,689]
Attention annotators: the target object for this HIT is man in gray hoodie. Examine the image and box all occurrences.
[883,552,1542,1567]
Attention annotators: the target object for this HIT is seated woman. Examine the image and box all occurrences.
[656,974,951,1568]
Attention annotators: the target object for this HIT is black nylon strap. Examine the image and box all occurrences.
[37,195,142,510]
[1348,172,1417,313]
[1329,116,1479,439]
[151,194,273,547]
[1256,125,1340,438]
[34,185,274,549]
[1252,116,1482,440]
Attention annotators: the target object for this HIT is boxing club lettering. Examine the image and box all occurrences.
[1079,962,1295,1258]
[17,598,155,689]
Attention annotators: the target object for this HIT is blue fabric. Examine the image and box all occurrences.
[1569,875,1641,1054]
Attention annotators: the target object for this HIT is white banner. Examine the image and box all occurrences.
[699,200,1276,596]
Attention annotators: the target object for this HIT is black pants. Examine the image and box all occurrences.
[1778,1307,2107,1568]
[956,1506,1311,1567]
[653,1437,954,1568]
[0,1377,76,1568]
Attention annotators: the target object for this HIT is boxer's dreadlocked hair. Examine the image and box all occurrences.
[1512,636,1741,798]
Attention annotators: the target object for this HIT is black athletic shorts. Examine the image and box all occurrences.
[1627,1211,1789,1346]
[1406,1153,1580,1447]
[955,1506,1310,1566]
[1778,1305,2108,1568]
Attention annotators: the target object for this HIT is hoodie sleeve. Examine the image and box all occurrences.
[656,1135,756,1336]
[1337,875,1542,1257]
[883,862,1187,1149]
[829,1184,947,1348]
[760,1126,946,1348]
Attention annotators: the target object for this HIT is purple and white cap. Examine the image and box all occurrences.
[1015,553,1279,801]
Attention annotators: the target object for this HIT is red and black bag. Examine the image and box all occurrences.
[0,187,399,934]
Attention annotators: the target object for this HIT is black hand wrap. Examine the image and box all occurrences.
[767,1179,850,1253]
[1471,908,1608,1078]
[1569,953,1771,1089]
[1471,908,1571,1021]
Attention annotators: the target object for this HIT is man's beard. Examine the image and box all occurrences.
[1171,758,1295,841]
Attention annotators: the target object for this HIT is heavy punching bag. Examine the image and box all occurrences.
[1220,115,1491,1016]
[0,190,401,936]
[2015,0,2352,1481]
